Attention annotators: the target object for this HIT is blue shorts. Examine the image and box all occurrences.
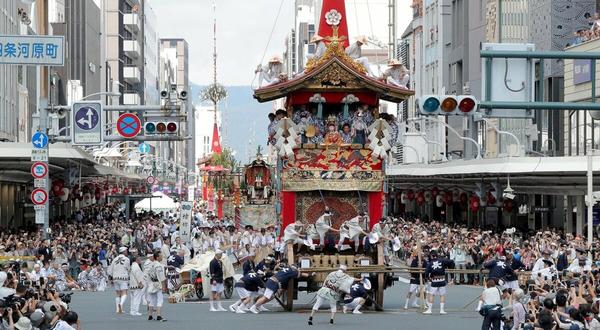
[265,279,279,292]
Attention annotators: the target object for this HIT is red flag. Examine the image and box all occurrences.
[317,0,350,48]
[211,123,222,154]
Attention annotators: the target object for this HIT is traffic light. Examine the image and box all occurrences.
[417,95,478,115]
[144,121,178,134]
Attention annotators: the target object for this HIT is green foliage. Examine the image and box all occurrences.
[210,147,239,170]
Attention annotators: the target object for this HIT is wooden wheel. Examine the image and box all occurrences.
[375,275,384,311]
[286,243,295,311]
[376,243,384,310]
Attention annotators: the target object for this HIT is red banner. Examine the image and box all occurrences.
[318,0,350,48]
[368,191,383,229]
[217,197,223,220]
[281,191,296,234]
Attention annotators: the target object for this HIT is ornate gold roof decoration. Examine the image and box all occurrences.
[304,26,367,75]
[307,62,363,89]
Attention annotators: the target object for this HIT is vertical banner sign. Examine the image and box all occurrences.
[574,59,592,85]
[180,202,193,246]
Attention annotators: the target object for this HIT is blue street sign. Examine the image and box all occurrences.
[31,132,48,149]
[75,106,99,130]
[72,102,103,146]
[0,35,65,66]
[138,143,150,154]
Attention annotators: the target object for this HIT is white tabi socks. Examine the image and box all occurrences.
[209,300,217,312]
[120,294,127,309]
[217,301,227,312]
[440,303,447,315]
[115,297,120,313]
[229,300,241,312]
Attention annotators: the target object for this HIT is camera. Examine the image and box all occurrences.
[59,292,73,304]
[1,294,26,310]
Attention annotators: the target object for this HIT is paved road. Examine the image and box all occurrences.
[71,282,484,329]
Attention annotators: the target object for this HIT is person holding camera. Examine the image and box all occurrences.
[567,247,593,276]
[479,279,503,330]
[509,289,527,330]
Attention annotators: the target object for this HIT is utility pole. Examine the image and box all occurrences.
[388,0,397,59]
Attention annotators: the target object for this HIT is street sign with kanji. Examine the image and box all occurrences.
[31,132,48,149]
[31,149,48,162]
[116,113,142,138]
[72,102,103,145]
[31,162,48,179]
[31,188,48,205]
[0,35,65,66]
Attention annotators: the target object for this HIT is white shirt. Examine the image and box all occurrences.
[567,258,592,274]
[313,41,326,59]
[53,321,76,330]
[129,261,145,289]
[482,287,502,305]
[107,254,131,281]
[345,42,361,59]
[0,287,16,300]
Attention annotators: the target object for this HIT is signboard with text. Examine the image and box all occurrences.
[574,59,592,85]
[179,202,193,245]
[72,102,103,145]
[0,35,64,66]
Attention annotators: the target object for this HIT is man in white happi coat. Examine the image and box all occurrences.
[384,59,410,88]
[531,249,558,284]
[315,208,339,247]
[170,236,191,262]
[146,251,167,322]
[307,35,326,60]
[129,255,145,316]
[256,56,284,87]
[566,247,593,275]
[308,265,361,325]
[142,253,155,309]
[345,36,376,77]
[337,213,369,253]
[283,223,306,245]
[107,246,131,314]
[304,224,318,250]
[160,238,171,265]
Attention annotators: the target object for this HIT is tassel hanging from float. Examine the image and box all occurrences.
[317,102,323,119]
[343,103,349,119]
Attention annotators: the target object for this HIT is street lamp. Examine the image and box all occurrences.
[480,117,522,157]
[586,139,599,247]
[412,117,483,159]
[80,91,121,101]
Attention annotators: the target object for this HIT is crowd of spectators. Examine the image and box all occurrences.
[569,13,600,47]
[7,199,600,329]
[385,217,600,329]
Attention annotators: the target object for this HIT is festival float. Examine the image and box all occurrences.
[253,0,413,310]
[238,147,276,228]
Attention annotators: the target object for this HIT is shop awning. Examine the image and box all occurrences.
[386,156,600,196]
[0,142,144,183]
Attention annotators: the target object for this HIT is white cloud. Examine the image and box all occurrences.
[151,0,412,85]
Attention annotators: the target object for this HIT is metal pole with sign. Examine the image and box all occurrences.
[0,34,68,238]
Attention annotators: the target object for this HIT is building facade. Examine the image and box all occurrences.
[51,0,103,103]
[160,38,194,171]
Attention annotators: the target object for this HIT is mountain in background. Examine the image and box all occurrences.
[190,83,271,164]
